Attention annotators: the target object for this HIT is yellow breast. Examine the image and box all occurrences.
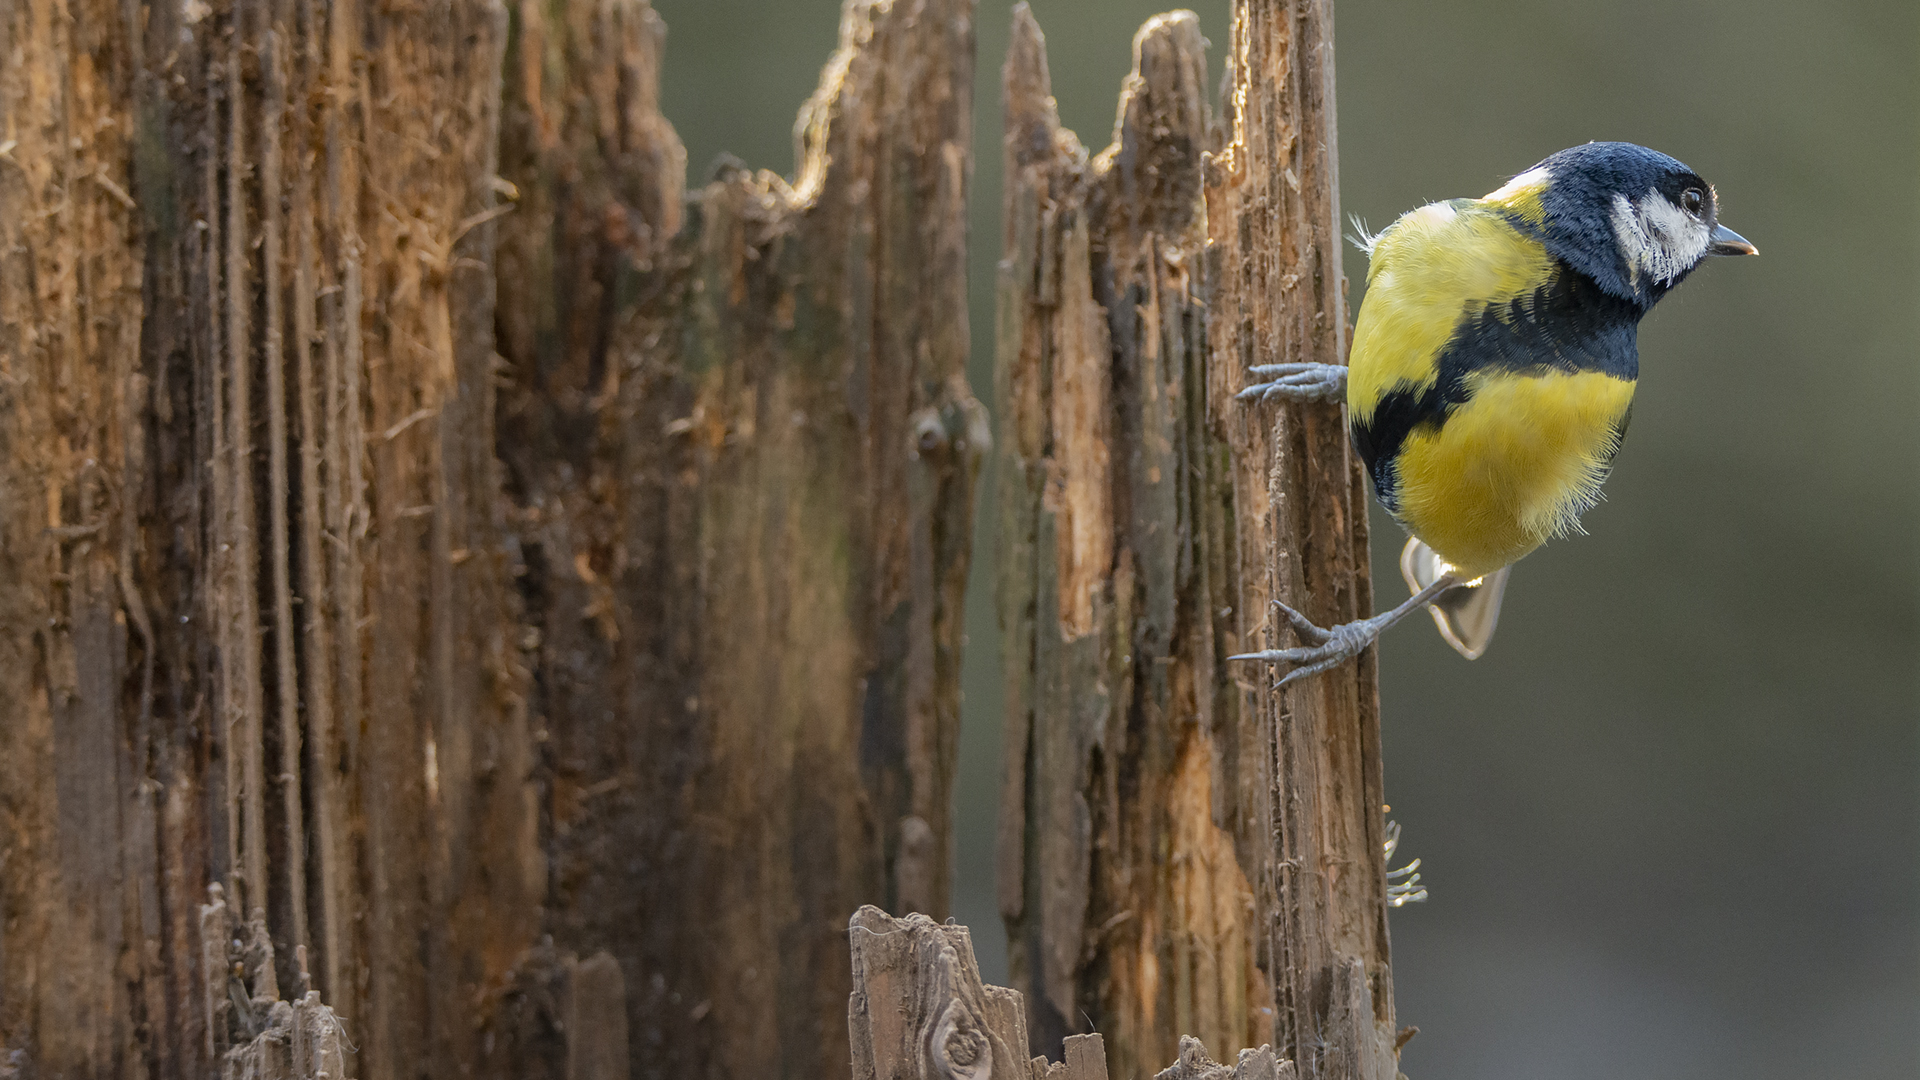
[1347,189,1638,580]
[1390,370,1635,579]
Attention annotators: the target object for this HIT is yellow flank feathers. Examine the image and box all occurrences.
[1390,370,1635,579]
[1348,200,1556,425]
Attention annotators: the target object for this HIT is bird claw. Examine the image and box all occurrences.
[1236,362,1346,404]
[1228,600,1385,686]
[1271,597,1332,645]
[1383,820,1428,906]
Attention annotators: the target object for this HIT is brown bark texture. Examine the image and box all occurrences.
[496,0,982,1077]
[0,0,980,1076]
[847,907,1294,1080]
[994,4,1401,1079]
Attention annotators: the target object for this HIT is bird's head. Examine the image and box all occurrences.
[1486,141,1756,309]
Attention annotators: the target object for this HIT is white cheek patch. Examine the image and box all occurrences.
[1610,189,1712,287]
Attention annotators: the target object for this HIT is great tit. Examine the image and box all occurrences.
[1232,142,1755,686]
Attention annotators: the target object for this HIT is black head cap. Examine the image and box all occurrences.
[1528,142,1726,309]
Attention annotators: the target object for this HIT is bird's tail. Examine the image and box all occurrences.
[1399,537,1510,660]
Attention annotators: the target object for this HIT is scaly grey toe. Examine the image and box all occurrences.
[1228,603,1388,687]
[1236,362,1346,404]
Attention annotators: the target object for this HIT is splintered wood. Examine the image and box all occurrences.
[849,907,1035,1080]
[0,0,980,1077]
[1156,1037,1298,1080]
[996,3,1404,1080]
[1210,3,1402,1077]
[496,0,983,1076]
[1,0,1398,1074]
[995,8,1267,1078]
[218,995,352,1080]
[848,909,1295,1080]
[2,0,538,1071]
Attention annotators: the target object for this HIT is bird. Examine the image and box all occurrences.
[1231,141,1755,686]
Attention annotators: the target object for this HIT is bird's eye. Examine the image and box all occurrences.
[1681,188,1706,218]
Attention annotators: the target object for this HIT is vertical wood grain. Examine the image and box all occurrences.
[997,3,1403,1078]
[0,0,982,1076]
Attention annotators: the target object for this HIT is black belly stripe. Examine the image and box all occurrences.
[1351,262,1643,514]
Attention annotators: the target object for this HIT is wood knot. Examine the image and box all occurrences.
[910,409,949,456]
[930,997,991,1080]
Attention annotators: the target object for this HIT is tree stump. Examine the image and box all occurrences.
[496,0,983,1075]
[0,0,980,1076]
[995,4,1403,1078]
[846,908,1296,1080]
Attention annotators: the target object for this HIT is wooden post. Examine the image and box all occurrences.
[495,0,983,1075]
[1209,3,1402,1076]
[995,4,1403,1079]
[848,907,1039,1080]
[0,0,981,1076]
[846,908,1296,1080]
[1,0,534,1075]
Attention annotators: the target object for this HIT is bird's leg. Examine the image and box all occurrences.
[1230,575,1458,687]
[1236,362,1347,404]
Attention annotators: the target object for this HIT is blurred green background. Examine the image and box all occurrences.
[651,1,1919,1077]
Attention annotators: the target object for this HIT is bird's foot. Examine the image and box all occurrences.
[1228,597,1388,687]
[1383,820,1428,906]
[1236,362,1346,404]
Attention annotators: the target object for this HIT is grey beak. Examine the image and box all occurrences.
[1708,223,1757,256]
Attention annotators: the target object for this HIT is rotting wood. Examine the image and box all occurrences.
[0,0,151,1070]
[1209,2,1401,1076]
[848,906,1036,1080]
[996,8,1266,1076]
[1153,1036,1298,1080]
[996,3,1403,1079]
[2,0,981,1077]
[217,993,353,1080]
[564,952,631,1080]
[492,0,984,1075]
[201,887,352,1080]
[4,0,531,1075]
[847,908,1293,1080]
